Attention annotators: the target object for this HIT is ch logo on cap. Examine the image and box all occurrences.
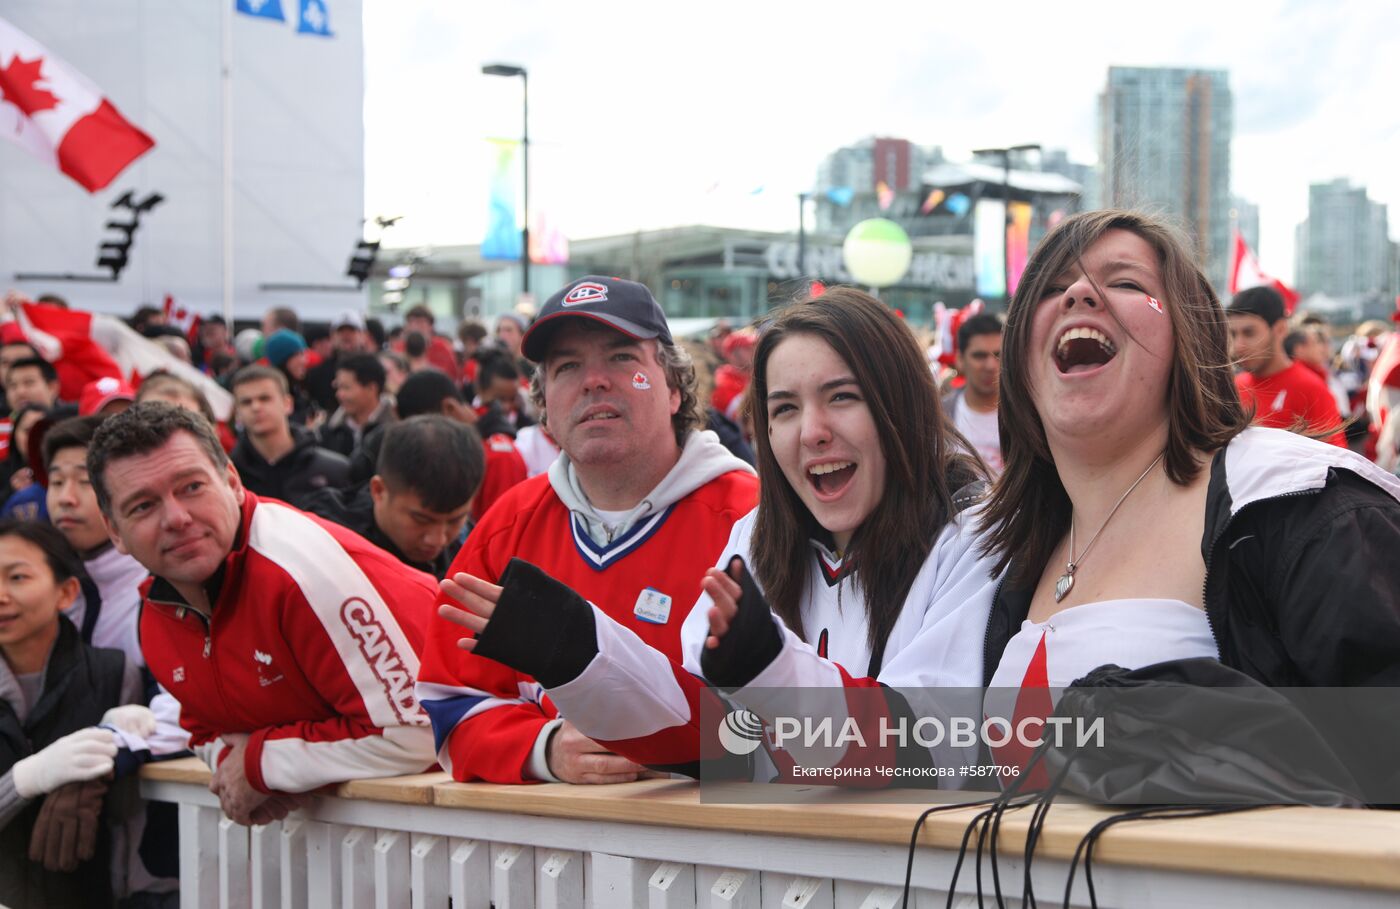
[562,282,609,307]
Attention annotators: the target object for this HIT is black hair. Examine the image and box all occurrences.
[458,320,489,344]
[1283,330,1306,359]
[404,331,428,359]
[7,357,58,385]
[957,313,1004,353]
[42,415,105,468]
[336,353,386,395]
[395,370,462,419]
[476,351,520,386]
[376,415,484,513]
[130,305,162,328]
[0,518,83,585]
[88,402,229,516]
[365,318,387,349]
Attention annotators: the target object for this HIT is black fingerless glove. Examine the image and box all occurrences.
[472,558,599,688]
[699,556,785,692]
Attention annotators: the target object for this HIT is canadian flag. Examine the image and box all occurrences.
[163,294,201,344]
[1229,229,1300,315]
[16,301,123,401]
[0,16,154,192]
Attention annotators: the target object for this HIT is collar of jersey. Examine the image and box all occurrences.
[570,504,677,571]
[809,538,850,588]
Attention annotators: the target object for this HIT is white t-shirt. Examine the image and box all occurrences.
[954,400,1003,476]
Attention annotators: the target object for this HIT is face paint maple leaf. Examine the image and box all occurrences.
[0,55,60,118]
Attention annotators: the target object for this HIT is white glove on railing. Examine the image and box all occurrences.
[100,705,156,739]
[11,728,117,799]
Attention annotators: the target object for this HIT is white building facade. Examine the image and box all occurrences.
[0,0,365,322]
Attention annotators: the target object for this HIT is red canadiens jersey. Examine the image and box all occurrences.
[473,432,528,521]
[417,469,758,783]
[139,493,441,793]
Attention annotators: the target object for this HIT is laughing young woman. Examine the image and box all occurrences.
[979,209,1400,714]
[434,289,1001,777]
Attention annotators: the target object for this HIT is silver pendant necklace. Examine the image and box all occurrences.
[1054,451,1165,603]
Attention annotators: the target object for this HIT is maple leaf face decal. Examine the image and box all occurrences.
[0,55,61,118]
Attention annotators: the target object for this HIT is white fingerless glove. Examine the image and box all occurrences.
[11,727,117,799]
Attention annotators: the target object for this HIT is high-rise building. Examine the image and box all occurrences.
[1295,179,1392,299]
[1039,148,1101,212]
[1231,196,1260,255]
[1099,66,1233,289]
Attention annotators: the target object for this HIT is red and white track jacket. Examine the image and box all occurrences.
[139,492,439,793]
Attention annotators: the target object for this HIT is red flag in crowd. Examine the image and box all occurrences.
[163,294,201,344]
[0,15,155,192]
[1229,229,1300,314]
[17,301,123,401]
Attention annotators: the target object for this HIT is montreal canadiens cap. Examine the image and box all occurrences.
[521,276,674,363]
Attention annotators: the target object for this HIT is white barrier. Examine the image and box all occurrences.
[142,758,1400,908]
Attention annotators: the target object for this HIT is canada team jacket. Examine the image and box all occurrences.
[417,470,758,783]
[139,492,440,793]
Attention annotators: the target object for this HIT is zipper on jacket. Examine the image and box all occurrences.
[1200,487,1317,653]
[166,601,213,658]
[982,572,1009,687]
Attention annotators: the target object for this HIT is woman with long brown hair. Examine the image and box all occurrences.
[979,209,1400,722]
[432,288,1001,777]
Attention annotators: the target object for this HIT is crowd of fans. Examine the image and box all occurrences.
[3,210,1400,907]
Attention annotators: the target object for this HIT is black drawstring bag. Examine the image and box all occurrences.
[907,659,1370,909]
[1044,659,1363,808]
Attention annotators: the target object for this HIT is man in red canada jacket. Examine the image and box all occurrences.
[89,402,439,825]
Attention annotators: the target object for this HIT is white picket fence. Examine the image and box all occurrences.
[141,759,1400,908]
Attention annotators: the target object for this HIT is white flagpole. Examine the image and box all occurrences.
[220,0,235,326]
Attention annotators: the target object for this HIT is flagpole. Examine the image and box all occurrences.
[220,0,235,327]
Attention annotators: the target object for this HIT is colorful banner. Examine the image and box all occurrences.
[530,211,569,265]
[482,139,522,261]
[1006,201,1032,296]
[974,199,1006,298]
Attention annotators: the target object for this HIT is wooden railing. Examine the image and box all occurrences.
[140,758,1400,908]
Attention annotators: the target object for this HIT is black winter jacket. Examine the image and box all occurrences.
[985,427,1400,688]
[0,618,131,909]
[231,425,350,508]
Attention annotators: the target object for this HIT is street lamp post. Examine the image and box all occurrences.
[797,192,809,281]
[973,143,1040,302]
[482,63,530,295]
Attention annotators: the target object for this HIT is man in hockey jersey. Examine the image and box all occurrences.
[416,276,758,784]
[89,403,439,825]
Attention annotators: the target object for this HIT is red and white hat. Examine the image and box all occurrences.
[78,376,136,416]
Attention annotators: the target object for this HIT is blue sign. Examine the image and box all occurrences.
[236,0,286,21]
[297,0,333,36]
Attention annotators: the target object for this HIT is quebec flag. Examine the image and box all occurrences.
[235,0,286,21]
[297,0,334,37]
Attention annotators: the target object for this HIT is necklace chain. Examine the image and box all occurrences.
[1058,452,1165,600]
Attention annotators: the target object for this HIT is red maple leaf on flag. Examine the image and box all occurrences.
[0,54,60,118]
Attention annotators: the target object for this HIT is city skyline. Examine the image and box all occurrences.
[363,0,1400,287]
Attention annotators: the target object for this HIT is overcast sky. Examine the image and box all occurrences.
[363,0,1400,282]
